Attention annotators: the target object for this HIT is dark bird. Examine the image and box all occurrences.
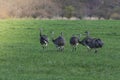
[79,31,93,48]
[51,32,65,51]
[40,28,49,50]
[70,34,81,51]
[79,31,104,53]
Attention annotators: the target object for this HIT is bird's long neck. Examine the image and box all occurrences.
[52,39,55,43]
[51,32,55,42]
[86,32,90,37]
[52,37,56,43]
[78,35,83,45]
[78,39,82,44]
[61,32,63,37]
[78,37,82,44]
[40,30,42,36]
[77,34,81,43]
[40,32,42,36]
[78,40,84,45]
[51,35,55,43]
[78,34,80,40]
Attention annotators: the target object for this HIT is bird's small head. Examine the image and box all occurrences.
[72,34,76,37]
[78,34,82,38]
[60,32,63,36]
[85,31,89,34]
[50,31,55,40]
[85,31,90,37]
[40,28,43,36]
[76,34,81,40]
[40,28,43,32]
[51,31,54,35]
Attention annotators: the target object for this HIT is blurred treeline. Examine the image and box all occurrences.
[0,0,120,19]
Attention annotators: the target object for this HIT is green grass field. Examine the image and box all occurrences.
[0,19,120,80]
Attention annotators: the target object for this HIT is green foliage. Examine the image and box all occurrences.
[65,6,74,18]
[0,19,120,80]
[64,5,75,18]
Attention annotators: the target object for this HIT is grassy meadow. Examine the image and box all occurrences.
[0,19,120,80]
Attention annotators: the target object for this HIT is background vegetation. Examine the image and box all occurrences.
[0,0,120,19]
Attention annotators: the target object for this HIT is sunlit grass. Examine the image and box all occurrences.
[0,19,120,80]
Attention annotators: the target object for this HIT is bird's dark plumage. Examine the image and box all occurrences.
[70,35,80,51]
[52,32,65,51]
[39,29,49,49]
[40,35,49,45]
[52,36,65,47]
[79,31,104,53]
[70,36,79,45]
[91,38,104,48]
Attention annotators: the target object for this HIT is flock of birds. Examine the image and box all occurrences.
[40,29,104,53]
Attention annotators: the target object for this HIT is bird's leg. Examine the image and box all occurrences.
[42,46,45,50]
[70,45,73,51]
[60,47,62,51]
[61,46,64,51]
[59,47,61,51]
[44,46,46,50]
[45,43,48,50]
[86,46,91,52]
[62,47,64,51]
[87,48,89,52]
[94,49,98,53]
[72,45,76,51]
[59,47,62,51]
[61,47,63,51]
[56,46,59,51]
[74,46,77,51]
[57,47,60,51]
[72,47,74,51]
